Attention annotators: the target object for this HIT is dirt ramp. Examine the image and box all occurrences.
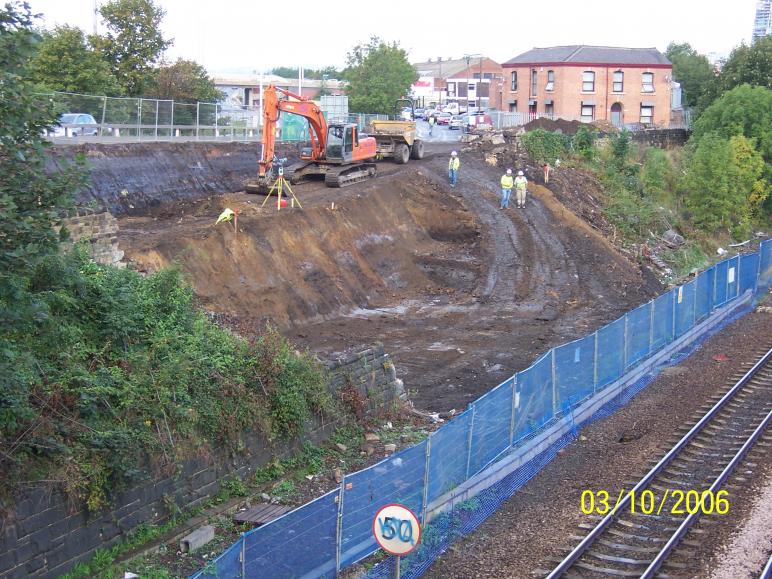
[121,176,482,327]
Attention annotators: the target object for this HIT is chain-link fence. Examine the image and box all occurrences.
[190,239,771,579]
[40,92,394,144]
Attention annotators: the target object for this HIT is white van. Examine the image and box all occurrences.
[442,102,467,115]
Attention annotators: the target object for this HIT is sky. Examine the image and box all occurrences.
[27,0,759,77]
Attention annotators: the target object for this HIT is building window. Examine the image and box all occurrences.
[581,104,595,122]
[613,70,624,92]
[640,105,653,124]
[447,82,456,96]
[509,101,517,112]
[546,70,555,91]
[545,102,554,115]
[511,71,518,91]
[582,71,595,92]
[468,84,475,91]
[642,72,654,93]
[531,70,537,95]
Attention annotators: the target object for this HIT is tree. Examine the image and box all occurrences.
[718,36,772,93]
[691,84,772,162]
[0,3,83,277]
[93,0,172,96]
[146,58,223,103]
[344,37,417,114]
[27,25,120,95]
[665,42,717,113]
[270,66,342,80]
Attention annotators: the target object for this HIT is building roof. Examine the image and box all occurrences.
[412,58,479,78]
[504,45,671,66]
[213,75,345,89]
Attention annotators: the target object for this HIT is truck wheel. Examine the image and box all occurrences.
[410,139,425,160]
[394,143,410,164]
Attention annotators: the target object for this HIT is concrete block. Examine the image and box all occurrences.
[179,525,215,553]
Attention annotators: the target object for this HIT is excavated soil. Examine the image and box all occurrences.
[118,143,661,413]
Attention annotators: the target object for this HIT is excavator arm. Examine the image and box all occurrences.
[258,85,328,179]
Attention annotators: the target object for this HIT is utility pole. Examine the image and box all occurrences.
[478,56,483,110]
[463,53,481,111]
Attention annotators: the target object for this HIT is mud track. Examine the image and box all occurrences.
[118,143,661,412]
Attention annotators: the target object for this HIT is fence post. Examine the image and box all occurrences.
[623,314,629,369]
[240,535,246,577]
[691,281,697,329]
[671,288,677,340]
[137,98,142,141]
[215,103,219,137]
[335,476,345,575]
[593,332,599,393]
[100,96,107,139]
[196,102,200,140]
[421,438,431,524]
[713,264,718,309]
[154,99,159,140]
[551,349,558,414]
[171,101,175,139]
[508,376,518,446]
[465,405,476,480]
[648,299,654,354]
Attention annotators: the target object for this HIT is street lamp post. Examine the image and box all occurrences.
[463,53,481,112]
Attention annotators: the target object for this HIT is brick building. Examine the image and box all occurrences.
[412,57,505,110]
[502,46,673,127]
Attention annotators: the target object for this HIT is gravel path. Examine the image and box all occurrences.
[424,307,772,579]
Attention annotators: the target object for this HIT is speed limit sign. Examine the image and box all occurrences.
[372,503,422,556]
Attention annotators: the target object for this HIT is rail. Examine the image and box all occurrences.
[547,347,772,578]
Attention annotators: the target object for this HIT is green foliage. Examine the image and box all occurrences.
[520,129,570,164]
[344,37,417,114]
[717,37,772,94]
[659,242,709,276]
[271,480,295,502]
[666,42,717,113]
[93,0,172,96]
[146,58,224,103]
[641,148,677,199]
[609,129,632,169]
[271,66,342,80]
[691,84,772,161]
[572,126,597,159]
[27,25,120,95]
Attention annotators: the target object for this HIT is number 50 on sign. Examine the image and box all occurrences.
[372,504,422,556]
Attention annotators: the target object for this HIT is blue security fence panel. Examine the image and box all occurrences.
[674,282,696,338]
[714,259,728,306]
[426,410,473,504]
[739,253,759,294]
[695,266,715,322]
[760,239,772,289]
[339,441,427,568]
[512,352,554,443]
[651,290,675,349]
[554,334,595,410]
[625,303,651,368]
[726,256,739,301]
[596,317,625,388]
[192,538,243,578]
[469,379,515,474]
[194,239,771,579]
[241,491,338,579]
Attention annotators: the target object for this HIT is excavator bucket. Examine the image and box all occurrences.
[244,176,272,194]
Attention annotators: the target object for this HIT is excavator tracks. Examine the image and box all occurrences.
[324,163,377,188]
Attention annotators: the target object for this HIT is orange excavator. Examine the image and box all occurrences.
[245,85,378,192]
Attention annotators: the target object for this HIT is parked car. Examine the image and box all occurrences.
[400,108,413,121]
[436,112,452,125]
[413,108,426,120]
[448,115,465,130]
[50,113,99,137]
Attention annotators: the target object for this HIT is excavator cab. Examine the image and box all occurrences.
[325,124,374,164]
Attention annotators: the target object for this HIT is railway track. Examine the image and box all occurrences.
[543,346,772,578]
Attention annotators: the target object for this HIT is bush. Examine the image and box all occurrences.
[520,129,570,164]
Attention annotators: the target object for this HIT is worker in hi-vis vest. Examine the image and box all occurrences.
[448,151,460,187]
[514,170,528,208]
[500,169,514,209]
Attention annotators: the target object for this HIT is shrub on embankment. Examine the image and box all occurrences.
[1,249,333,511]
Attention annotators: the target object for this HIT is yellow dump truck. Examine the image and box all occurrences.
[366,99,425,164]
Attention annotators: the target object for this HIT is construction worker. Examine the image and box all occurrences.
[448,151,460,187]
[428,113,436,136]
[542,162,551,184]
[514,170,528,208]
[500,169,514,209]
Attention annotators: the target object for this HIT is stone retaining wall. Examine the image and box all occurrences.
[631,128,690,149]
[0,344,402,578]
[60,211,124,267]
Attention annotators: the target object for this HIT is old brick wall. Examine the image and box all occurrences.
[631,128,690,149]
[60,210,125,267]
[0,344,403,578]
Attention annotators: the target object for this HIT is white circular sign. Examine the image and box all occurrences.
[372,503,422,556]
